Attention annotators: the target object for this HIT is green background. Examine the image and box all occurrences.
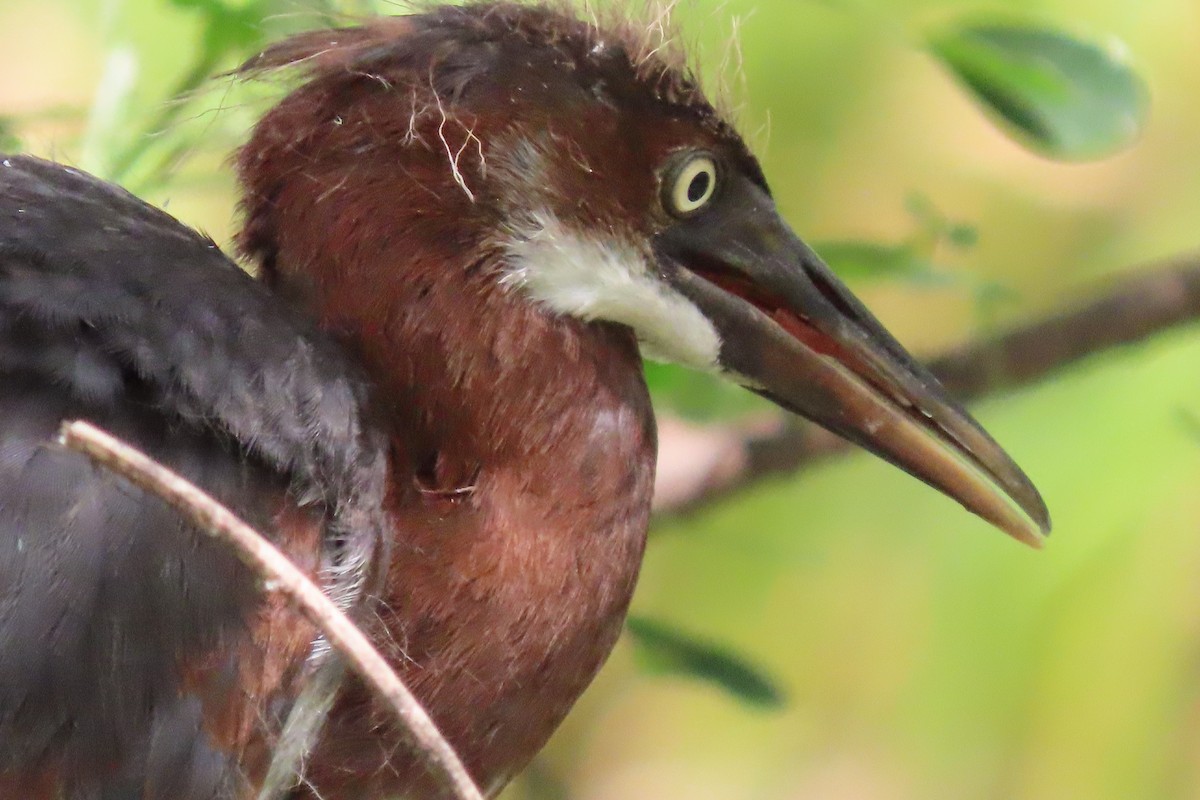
[2,0,1198,798]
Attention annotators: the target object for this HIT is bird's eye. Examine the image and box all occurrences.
[664,154,719,216]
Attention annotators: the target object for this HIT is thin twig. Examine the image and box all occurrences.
[58,420,484,800]
[654,254,1200,515]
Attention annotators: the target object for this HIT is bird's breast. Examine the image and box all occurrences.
[301,363,657,798]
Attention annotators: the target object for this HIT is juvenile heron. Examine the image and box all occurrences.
[0,3,1047,797]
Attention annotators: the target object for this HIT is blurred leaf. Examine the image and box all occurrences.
[813,232,1019,325]
[903,192,979,250]
[643,361,767,421]
[813,240,938,281]
[165,0,270,58]
[105,0,277,187]
[626,615,785,709]
[929,22,1148,160]
[946,222,979,249]
[1176,409,1200,444]
[903,192,940,225]
[970,280,1024,330]
[200,4,271,54]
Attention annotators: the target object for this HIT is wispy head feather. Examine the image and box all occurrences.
[238,1,743,147]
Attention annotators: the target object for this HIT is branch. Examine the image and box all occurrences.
[58,421,484,800]
[653,254,1200,515]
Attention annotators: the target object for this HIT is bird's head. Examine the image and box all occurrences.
[237,1,1049,546]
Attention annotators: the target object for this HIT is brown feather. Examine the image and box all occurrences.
[232,2,761,794]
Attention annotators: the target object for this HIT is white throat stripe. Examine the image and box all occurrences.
[500,210,721,370]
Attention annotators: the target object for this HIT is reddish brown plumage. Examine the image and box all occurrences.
[240,83,660,796]
[308,305,655,796]
[233,5,708,793]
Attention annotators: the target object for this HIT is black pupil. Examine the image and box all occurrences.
[686,170,711,204]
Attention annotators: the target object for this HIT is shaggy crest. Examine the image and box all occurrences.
[237,1,744,148]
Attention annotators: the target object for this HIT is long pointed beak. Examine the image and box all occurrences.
[655,177,1050,547]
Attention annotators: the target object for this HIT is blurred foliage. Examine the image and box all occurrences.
[627,615,786,709]
[929,21,1149,160]
[3,1,1199,799]
[643,360,765,421]
[814,194,979,282]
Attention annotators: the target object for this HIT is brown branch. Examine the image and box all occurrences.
[58,420,485,800]
[653,254,1200,515]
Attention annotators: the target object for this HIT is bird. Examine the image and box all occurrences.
[0,2,1050,798]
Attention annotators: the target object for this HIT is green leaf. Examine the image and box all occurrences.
[812,240,938,281]
[1178,410,1200,445]
[643,362,766,421]
[626,615,785,709]
[929,22,1148,160]
[903,194,979,250]
[165,0,270,52]
[946,223,979,249]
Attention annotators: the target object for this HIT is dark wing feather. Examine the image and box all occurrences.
[0,156,388,798]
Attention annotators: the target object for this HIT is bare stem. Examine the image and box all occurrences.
[58,420,484,800]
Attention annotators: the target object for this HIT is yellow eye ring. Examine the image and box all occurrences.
[665,154,718,216]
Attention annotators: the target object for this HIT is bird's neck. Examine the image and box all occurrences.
[251,199,656,793]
